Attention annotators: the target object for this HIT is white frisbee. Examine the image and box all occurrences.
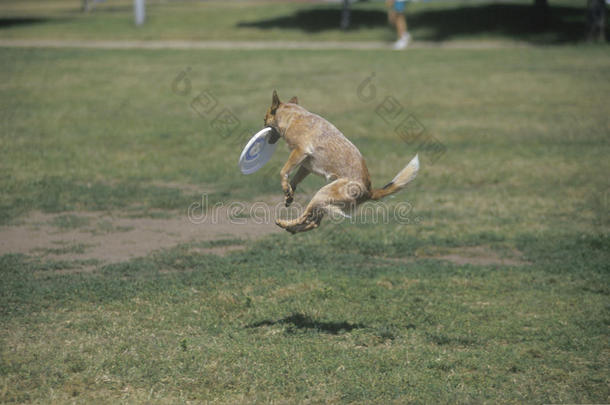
[238,127,278,174]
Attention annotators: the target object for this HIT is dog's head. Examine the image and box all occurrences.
[263,90,298,144]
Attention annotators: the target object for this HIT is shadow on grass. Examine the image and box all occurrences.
[0,4,133,30]
[237,8,387,32]
[247,312,365,335]
[0,17,57,29]
[237,3,601,44]
[411,4,590,44]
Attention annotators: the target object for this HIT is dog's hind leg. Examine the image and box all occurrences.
[276,178,360,234]
[278,211,323,234]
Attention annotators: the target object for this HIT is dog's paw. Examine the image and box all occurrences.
[275,219,296,234]
[284,194,294,207]
[282,185,294,207]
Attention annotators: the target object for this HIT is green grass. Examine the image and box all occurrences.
[1,234,608,403]
[0,0,606,43]
[0,43,609,403]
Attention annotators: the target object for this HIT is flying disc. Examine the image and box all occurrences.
[238,127,278,174]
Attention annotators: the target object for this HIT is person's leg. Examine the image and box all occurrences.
[391,1,411,49]
[387,0,397,26]
[396,13,407,39]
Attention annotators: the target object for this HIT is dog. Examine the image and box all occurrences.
[263,90,419,234]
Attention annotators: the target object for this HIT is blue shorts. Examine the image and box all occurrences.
[393,0,408,13]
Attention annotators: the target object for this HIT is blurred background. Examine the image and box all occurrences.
[0,0,607,44]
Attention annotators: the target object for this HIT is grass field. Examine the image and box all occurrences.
[1,1,609,403]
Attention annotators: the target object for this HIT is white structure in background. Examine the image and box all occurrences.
[82,0,105,12]
[134,0,146,26]
[83,0,145,25]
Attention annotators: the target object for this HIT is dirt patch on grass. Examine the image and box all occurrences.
[0,39,534,51]
[187,244,247,257]
[0,208,279,264]
[416,246,530,266]
[379,246,529,267]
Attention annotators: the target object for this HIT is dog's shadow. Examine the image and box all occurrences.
[247,312,365,335]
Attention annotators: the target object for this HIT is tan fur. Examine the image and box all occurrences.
[264,91,419,234]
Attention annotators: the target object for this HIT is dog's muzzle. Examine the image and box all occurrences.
[266,127,281,144]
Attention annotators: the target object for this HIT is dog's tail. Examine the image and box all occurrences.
[370,154,419,201]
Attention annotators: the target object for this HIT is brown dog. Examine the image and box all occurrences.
[264,91,419,234]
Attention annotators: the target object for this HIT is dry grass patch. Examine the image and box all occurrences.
[415,245,529,266]
[0,211,276,265]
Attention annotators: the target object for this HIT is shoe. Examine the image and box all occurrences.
[392,33,411,50]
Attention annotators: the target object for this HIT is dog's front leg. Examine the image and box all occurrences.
[280,148,307,207]
[290,166,310,195]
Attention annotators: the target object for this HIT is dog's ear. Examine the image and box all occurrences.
[271,90,281,113]
[288,96,299,104]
